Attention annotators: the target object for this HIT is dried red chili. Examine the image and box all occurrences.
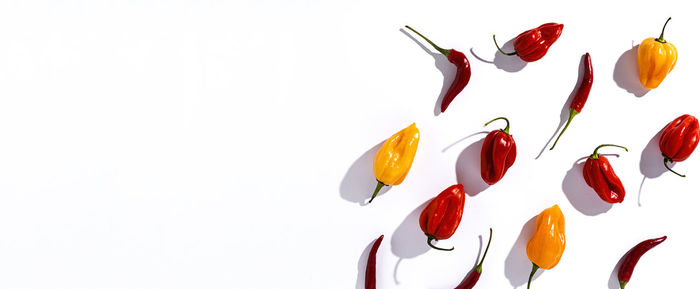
[617,236,667,289]
[419,184,465,251]
[405,25,471,113]
[583,144,628,203]
[481,117,517,185]
[365,235,384,289]
[551,52,593,150]
[493,23,564,62]
[454,228,493,289]
[659,114,700,177]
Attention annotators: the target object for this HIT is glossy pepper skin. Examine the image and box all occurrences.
[583,144,628,204]
[493,23,564,62]
[550,53,593,150]
[617,236,667,289]
[365,235,384,289]
[659,114,700,177]
[526,205,565,289]
[370,123,420,203]
[481,117,517,185]
[454,228,493,289]
[638,17,677,89]
[419,184,465,251]
[405,25,471,113]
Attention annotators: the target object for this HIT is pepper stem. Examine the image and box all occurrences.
[475,228,493,273]
[550,108,578,150]
[663,157,686,177]
[484,117,511,134]
[527,263,539,289]
[404,25,450,57]
[493,35,518,56]
[656,17,672,43]
[619,281,627,289]
[591,144,628,159]
[368,181,385,203]
[426,234,454,251]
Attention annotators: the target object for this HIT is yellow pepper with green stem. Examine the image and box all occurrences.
[525,204,566,289]
[369,123,420,203]
[638,17,677,89]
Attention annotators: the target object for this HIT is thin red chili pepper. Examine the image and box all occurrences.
[617,236,667,289]
[481,117,517,185]
[454,228,493,289]
[550,52,593,150]
[365,234,384,289]
[583,144,628,203]
[405,25,471,113]
[419,184,466,251]
[659,114,700,177]
[493,23,564,62]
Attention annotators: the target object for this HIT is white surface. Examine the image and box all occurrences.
[0,1,698,288]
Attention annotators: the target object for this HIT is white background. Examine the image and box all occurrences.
[0,0,698,288]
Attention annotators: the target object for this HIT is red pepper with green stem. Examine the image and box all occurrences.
[617,236,667,289]
[454,228,493,289]
[583,144,628,203]
[481,117,517,185]
[419,184,465,251]
[405,25,471,113]
[365,235,384,289]
[493,23,564,62]
[659,114,700,177]
[550,52,593,150]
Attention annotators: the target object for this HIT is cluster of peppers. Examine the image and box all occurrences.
[360,17,694,289]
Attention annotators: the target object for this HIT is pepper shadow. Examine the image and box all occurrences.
[607,247,631,289]
[400,28,456,116]
[456,139,489,196]
[504,216,542,288]
[454,232,485,285]
[355,239,374,289]
[391,200,431,284]
[493,37,527,72]
[561,157,613,216]
[339,141,391,206]
[638,129,668,206]
[442,131,489,153]
[536,53,589,159]
[613,45,650,97]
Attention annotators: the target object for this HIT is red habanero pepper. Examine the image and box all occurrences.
[493,23,564,62]
[583,144,628,203]
[365,235,384,289]
[454,228,493,289]
[419,184,466,251]
[617,236,667,289]
[550,53,593,150]
[405,25,471,113]
[659,114,700,177]
[481,117,517,185]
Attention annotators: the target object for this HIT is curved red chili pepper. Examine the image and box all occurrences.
[617,236,667,289]
[405,25,471,113]
[582,144,628,203]
[659,114,700,177]
[364,234,384,289]
[419,184,465,251]
[481,117,517,185]
[454,228,493,289]
[550,52,593,150]
[493,23,564,62]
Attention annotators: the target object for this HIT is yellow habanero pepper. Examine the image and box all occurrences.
[638,17,677,89]
[525,204,566,289]
[369,123,420,203]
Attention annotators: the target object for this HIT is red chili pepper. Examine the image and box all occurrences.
[405,25,471,113]
[480,117,517,185]
[454,228,493,289]
[659,114,700,177]
[365,234,384,289]
[617,236,667,289]
[419,184,465,251]
[493,23,564,62]
[583,144,628,203]
[550,52,593,150]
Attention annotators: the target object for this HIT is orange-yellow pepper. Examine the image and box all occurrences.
[525,204,566,289]
[370,123,420,203]
[638,17,677,89]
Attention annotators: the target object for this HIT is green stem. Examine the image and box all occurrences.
[591,144,628,159]
[655,17,672,43]
[493,35,518,56]
[368,181,385,203]
[550,109,578,150]
[619,281,627,289]
[484,117,510,134]
[527,263,539,289]
[404,25,450,57]
[663,156,686,177]
[426,234,454,251]
[475,228,493,273]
